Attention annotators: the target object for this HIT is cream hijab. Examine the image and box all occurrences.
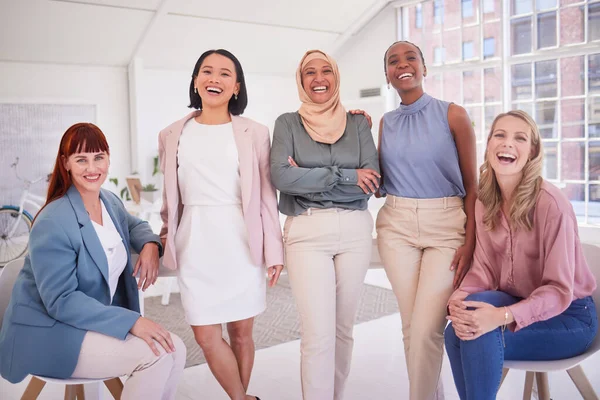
[296,50,347,144]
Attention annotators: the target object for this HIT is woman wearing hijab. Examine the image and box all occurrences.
[270,49,380,400]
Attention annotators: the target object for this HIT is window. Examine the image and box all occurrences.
[434,47,446,64]
[400,0,600,225]
[512,63,532,100]
[535,60,557,99]
[537,0,557,11]
[537,11,557,48]
[415,4,423,28]
[591,53,600,93]
[463,41,474,60]
[483,37,495,58]
[483,0,495,14]
[590,3,600,41]
[512,17,532,55]
[434,0,444,25]
[462,0,474,18]
[513,0,532,15]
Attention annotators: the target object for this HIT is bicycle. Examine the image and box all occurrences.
[0,158,48,266]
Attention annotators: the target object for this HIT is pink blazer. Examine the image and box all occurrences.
[158,111,284,270]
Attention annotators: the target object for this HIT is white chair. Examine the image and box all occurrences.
[0,258,123,400]
[129,253,178,314]
[499,243,600,400]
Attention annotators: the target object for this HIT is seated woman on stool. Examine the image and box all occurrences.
[0,123,186,400]
[444,110,598,400]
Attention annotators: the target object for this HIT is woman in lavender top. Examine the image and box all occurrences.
[376,40,478,400]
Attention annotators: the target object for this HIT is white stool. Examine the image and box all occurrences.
[21,375,123,400]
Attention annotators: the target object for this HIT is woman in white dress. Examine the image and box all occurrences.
[158,49,285,400]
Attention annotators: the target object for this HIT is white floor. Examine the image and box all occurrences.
[2,269,599,399]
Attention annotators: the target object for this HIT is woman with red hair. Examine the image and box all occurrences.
[0,123,186,399]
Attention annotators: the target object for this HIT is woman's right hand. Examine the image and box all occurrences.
[447,290,470,316]
[130,317,176,356]
[356,169,380,194]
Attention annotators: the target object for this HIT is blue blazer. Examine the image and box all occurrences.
[0,186,162,383]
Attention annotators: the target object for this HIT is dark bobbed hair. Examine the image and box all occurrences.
[188,49,248,115]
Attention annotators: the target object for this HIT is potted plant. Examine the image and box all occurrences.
[108,177,131,201]
[140,183,160,203]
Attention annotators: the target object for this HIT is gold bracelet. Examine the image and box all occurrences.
[501,306,508,348]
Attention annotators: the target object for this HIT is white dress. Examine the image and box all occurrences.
[175,119,266,326]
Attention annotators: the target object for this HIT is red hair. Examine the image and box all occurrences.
[38,123,110,217]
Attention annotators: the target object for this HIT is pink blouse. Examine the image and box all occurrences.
[453,180,596,332]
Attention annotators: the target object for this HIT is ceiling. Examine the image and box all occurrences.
[0,0,393,75]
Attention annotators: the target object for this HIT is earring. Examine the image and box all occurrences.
[194,87,197,94]
[234,93,238,100]
[387,83,390,89]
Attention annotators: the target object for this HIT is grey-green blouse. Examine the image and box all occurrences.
[270,112,379,216]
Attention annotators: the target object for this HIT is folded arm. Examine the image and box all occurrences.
[270,116,358,195]
[305,115,380,201]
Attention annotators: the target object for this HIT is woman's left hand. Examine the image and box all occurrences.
[450,241,475,289]
[133,242,160,291]
[447,301,504,340]
[268,265,284,287]
[349,109,373,128]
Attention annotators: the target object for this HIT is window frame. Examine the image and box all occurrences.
[396,0,600,228]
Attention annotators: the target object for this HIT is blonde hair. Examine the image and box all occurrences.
[478,110,544,231]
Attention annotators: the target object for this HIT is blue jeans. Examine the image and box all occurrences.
[444,291,598,400]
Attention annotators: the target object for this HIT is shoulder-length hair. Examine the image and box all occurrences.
[478,110,544,231]
[38,123,109,216]
[188,49,248,115]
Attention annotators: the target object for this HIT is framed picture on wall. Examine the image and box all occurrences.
[0,103,96,206]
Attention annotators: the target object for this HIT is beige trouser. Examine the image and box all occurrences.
[71,330,186,400]
[284,208,373,400]
[376,196,466,400]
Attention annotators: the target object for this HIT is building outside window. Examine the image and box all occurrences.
[434,0,444,25]
[399,0,600,225]
[483,0,495,14]
[483,37,495,58]
[434,46,446,64]
[462,0,474,18]
[463,41,474,60]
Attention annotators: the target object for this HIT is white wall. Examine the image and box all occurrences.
[0,61,131,189]
[0,61,299,197]
[337,6,397,103]
[135,68,299,184]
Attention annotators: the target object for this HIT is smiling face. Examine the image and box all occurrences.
[301,58,336,104]
[385,41,426,94]
[194,53,240,110]
[486,115,535,179]
[62,150,109,195]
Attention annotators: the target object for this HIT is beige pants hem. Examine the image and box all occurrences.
[377,196,466,400]
[284,208,373,400]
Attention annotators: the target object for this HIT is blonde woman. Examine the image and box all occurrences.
[270,49,379,400]
[445,110,598,400]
